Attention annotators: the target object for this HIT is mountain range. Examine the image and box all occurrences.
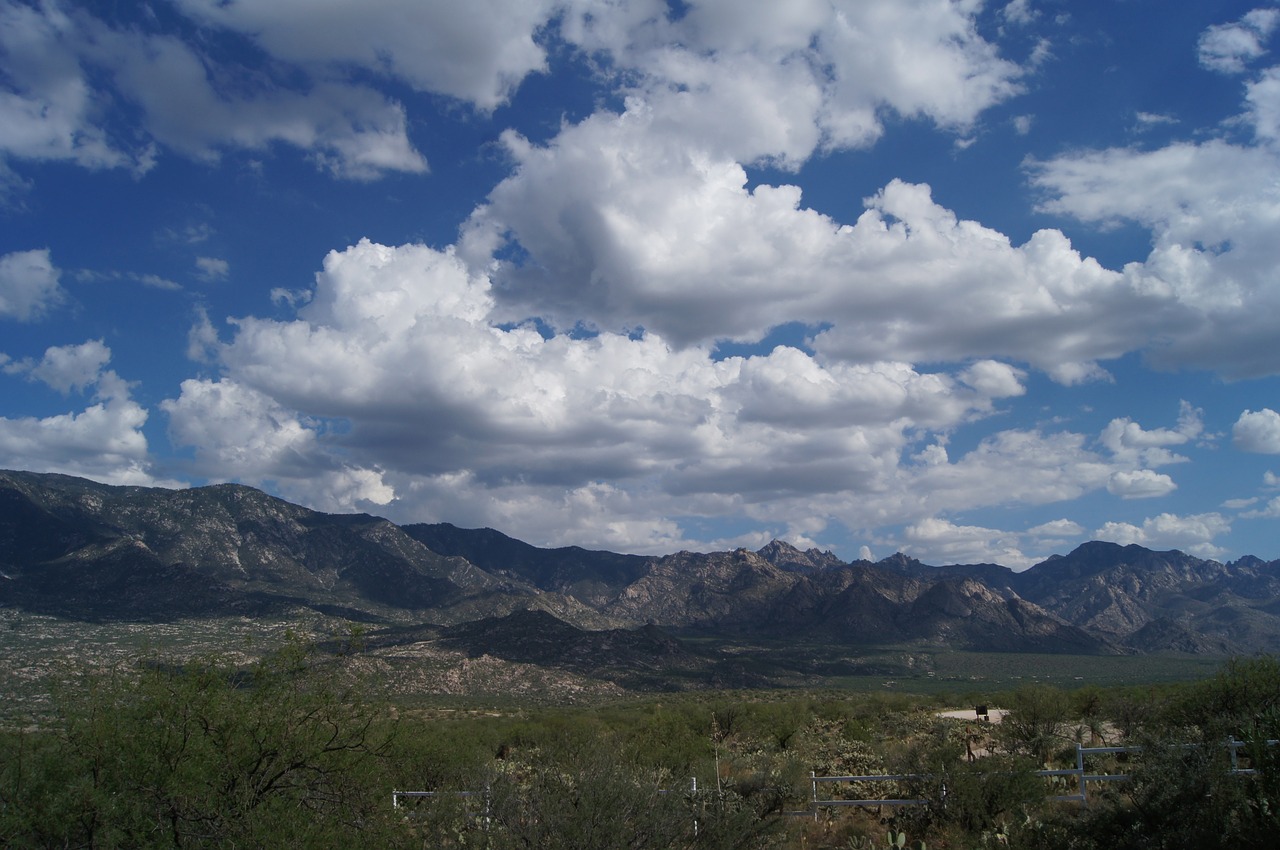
[3,469,1280,665]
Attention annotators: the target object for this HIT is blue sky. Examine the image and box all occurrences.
[2,0,1279,568]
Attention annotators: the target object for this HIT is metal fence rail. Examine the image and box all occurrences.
[393,789,480,807]
[806,738,1278,812]
[394,738,1277,816]
[809,773,929,810]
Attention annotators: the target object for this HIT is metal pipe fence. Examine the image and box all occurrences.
[807,738,1278,812]
[393,737,1277,817]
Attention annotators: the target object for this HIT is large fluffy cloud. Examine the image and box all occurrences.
[0,2,135,172]
[9,2,1271,565]
[171,240,986,495]
[560,0,1024,164]
[161,378,394,513]
[0,0,434,180]
[86,25,428,180]
[163,239,1180,554]
[456,3,1160,378]
[465,4,1280,386]
[467,107,1172,377]
[1029,53,1280,378]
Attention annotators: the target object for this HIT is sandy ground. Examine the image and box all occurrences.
[936,707,1008,723]
[936,708,1008,759]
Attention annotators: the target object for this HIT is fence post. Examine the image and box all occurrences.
[811,770,818,821]
[1229,737,1239,773]
[1077,743,1087,808]
[690,776,699,837]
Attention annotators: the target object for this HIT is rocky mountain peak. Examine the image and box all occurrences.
[4,470,1280,657]
[756,539,844,572]
[874,552,930,573]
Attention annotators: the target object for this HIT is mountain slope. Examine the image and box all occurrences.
[401,522,649,605]
[1011,541,1280,651]
[3,470,1278,657]
[0,470,491,621]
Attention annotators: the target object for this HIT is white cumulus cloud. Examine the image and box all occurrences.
[1026,518,1085,537]
[1099,402,1202,467]
[901,517,1037,570]
[1241,496,1280,519]
[470,110,1171,376]
[195,257,229,282]
[1029,103,1280,379]
[172,0,559,110]
[1094,512,1231,559]
[0,1,136,172]
[1234,408,1280,453]
[160,238,1169,552]
[162,377,394,512]
[558,0,1024,165]
[1107,469,1177,500]
[0,340,173,486]
[4,338,111,394]
[1,1,429,181]
[960,360,1026,399]
[1198,8,1280,74]
[0,248,64,321]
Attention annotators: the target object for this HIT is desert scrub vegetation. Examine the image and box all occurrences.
[2,649,1279,848]
[0,640,403,848]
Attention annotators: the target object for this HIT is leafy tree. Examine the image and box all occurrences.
[879,718,1039,846]
[998,684,1069,765]
[0,642,402,848]
[1164,655,1280,737]
[409,731,785,849]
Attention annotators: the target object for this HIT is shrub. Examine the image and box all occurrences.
[0,643,402,848]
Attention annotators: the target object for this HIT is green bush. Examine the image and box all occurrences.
[1163,655,1280,737]
[1025,658,1280,850]
[998,684,1069,765]
[406,731,786,850]
[0,643,402,848]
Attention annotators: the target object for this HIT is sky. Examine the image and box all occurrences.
[2,0,1280,569]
